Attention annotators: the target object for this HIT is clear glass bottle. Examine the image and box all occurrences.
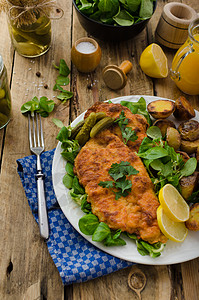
[0,55,12,129]
[8,13,51,58]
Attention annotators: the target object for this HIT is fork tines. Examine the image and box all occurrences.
[28,113,44,151]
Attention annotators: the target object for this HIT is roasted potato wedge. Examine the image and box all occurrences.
[153,119,176,137]
[147,100,175,119]
[180,139,199,154]
[173,96,195,120]
[178,120,199,141]
[186,203,199,231]
[166,127,181,150]
[180,171,199,200]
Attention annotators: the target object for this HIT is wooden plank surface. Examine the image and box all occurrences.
[0,1,72,299]
[70,0,199,300]
[153,1,199,300]
[0,12,13,164]
[0,0,199,299]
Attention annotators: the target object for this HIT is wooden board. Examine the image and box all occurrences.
[70,0,199,299]
[0,0,199,299]
[0,1,71,299]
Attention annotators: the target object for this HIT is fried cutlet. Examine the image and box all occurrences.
[74,128,167,244]
[84,101,148,153]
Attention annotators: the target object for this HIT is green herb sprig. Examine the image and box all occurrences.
[114,111,138,144]
[99,161,139,200]
[21,96,55,117]
[53,59,73,103]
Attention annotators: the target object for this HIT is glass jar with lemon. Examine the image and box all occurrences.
[170,18,199,95]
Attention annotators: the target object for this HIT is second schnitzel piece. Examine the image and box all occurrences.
[84,101,149,152]
[74,129,167,244]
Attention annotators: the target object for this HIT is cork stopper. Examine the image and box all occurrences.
[102,60,132,90]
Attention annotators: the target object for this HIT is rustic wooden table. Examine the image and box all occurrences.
[0,0,199,299]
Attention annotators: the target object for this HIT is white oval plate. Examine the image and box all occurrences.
[52,95,199,265]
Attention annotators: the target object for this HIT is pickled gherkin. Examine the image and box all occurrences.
[90,117,114,138]
[8,15,51,58]
[95,112,106,121]
[71,120,85,140]
[75,112,96,146]
[0,56,11,129]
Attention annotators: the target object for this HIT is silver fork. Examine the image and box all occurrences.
[28,112,49,239]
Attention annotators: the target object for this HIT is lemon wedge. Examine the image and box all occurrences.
[139,43,168,78]
[157,206,188,242]
[159,184,190,222]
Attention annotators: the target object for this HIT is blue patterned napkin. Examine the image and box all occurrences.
[17,149,132,285]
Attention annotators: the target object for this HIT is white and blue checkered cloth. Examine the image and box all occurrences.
[17,149,132,285]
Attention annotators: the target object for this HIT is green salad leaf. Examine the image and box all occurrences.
[187,190,199,203]
[92,222,111,242]
[121,97,152,125]
[127,233,165,258]
[113,9,134,26]
[138,126,197,193]
[79,214,99,235]
[21,96,55,117]
[75,0,155,26]
[53,59,73,103]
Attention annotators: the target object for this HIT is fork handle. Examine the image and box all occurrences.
[36,172,49,240]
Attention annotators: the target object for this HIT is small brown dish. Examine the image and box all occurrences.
[71,37,102,73]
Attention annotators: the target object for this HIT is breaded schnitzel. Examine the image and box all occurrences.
[85,102,148,153]
[75,103,167,243]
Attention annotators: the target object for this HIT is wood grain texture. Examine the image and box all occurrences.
[0,0,71,299]
[70,1,199,300]
[70,1,169,300]
[0,12,13,165]
[153,1,199,300]
[0,0,199,299]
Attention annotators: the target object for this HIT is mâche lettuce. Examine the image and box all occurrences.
[75,0,155,26]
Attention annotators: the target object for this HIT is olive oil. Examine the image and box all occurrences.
[8,15,51,58]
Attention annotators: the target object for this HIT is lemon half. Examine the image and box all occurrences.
[159,184,190,222]
[139,43,168,78]
[157,206,188,242]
